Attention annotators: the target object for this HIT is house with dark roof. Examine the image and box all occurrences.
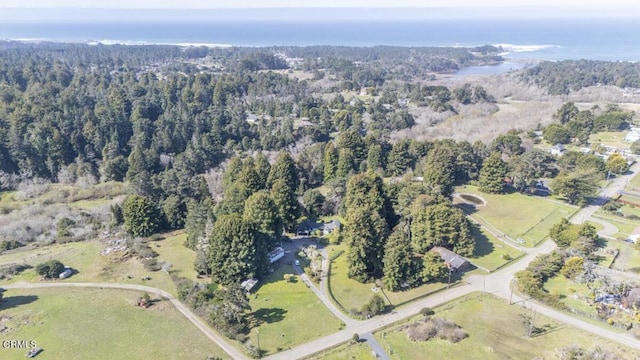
[323,220,341,235]
[296,219,322,236]
[431,247,470,274]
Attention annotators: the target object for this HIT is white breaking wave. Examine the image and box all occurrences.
[2,38,232,48]
[494,43,562,54]
[88,40,232,47]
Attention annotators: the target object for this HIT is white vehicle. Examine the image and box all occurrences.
[295,260,300,266]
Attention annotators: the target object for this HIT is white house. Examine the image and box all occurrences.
[625,129,640,142]
[549,143,566,156]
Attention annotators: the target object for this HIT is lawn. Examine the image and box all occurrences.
[0,240,178,296]
[629,171,640,189]
[152,231,202,283]
[307,340,374,360]
[544,275,594,314]
[589,131,631,151]
[611,242,640,273]
[458,186,580,247]
[0,287,230,360]
[247,264,343,356]
[374,293,640,360]
[327,244,448,314]
[468,224,523,271]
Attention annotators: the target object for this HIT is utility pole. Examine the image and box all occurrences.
[256,329,261,358]
[509,279,514,305]
[528,305,537,338]
[447,268,453,289]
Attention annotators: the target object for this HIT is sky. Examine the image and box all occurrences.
[0,0,636,21]
[0,0,635,8]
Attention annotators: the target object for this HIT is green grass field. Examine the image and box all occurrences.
[307,340,374,360]
[544,275,594,314]
[589,131,631,151]
[0,240,178,296]
[628,171,640,189]
[247,264,343,356]
[152,231,202,283]
[374,293,640,360]
[458,186,580,247]
[327,244,448,313]
[468,225,523,271]
[0,287,230,360]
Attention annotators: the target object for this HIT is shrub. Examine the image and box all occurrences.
[351,333,360,343]
[0,263,32,280]
[420,307,435,316]
[56,217,76,238]
[405,317,467,343]
[35,259,65,279]
[360,294,387,318]
[0,240,24,252]
[142,258,162,272]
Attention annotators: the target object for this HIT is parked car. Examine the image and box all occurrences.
[26,348,42,358]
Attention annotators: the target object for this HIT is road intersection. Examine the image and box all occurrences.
[5,163,640,359]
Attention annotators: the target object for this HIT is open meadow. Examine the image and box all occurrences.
[457,186,579,247]
[0,287,229,360]
[0,237,185,297]
[374,293,640,360]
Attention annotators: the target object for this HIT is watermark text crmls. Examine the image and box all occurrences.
[2,340,37,349]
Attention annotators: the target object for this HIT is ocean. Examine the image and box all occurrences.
[1,18,639,62]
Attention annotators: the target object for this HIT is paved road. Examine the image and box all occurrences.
[360,332,390,360]
[587,217,619,237]
[6,163,640,360]
[3,281,249,360]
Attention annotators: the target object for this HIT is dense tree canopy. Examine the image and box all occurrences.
[206,214,268,285]
[410,203,474,256]
[123,195,162,237]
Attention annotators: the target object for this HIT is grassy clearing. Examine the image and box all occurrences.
[458,186,579,247]
[611,242,640,272]
[307,341,374,360]
[69,198,113,209]
[589,131,631,150]
[629,171,640,189]
[469,225,523,271]
[152,231,201,283]
[374,293,640,360]
[0,287,229,360]
[247,264,343,356]
[544,275,594,314]
[327,244,447,313]
[0,240,178,296]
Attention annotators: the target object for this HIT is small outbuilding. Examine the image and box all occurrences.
[549,143,566,156]
[431,247,470,274]
[240,278,259,294]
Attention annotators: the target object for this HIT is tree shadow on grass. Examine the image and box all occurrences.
[456,202,478,216]
[250,307,287,326]
[471,223,495,258]
[0,295,38,311]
